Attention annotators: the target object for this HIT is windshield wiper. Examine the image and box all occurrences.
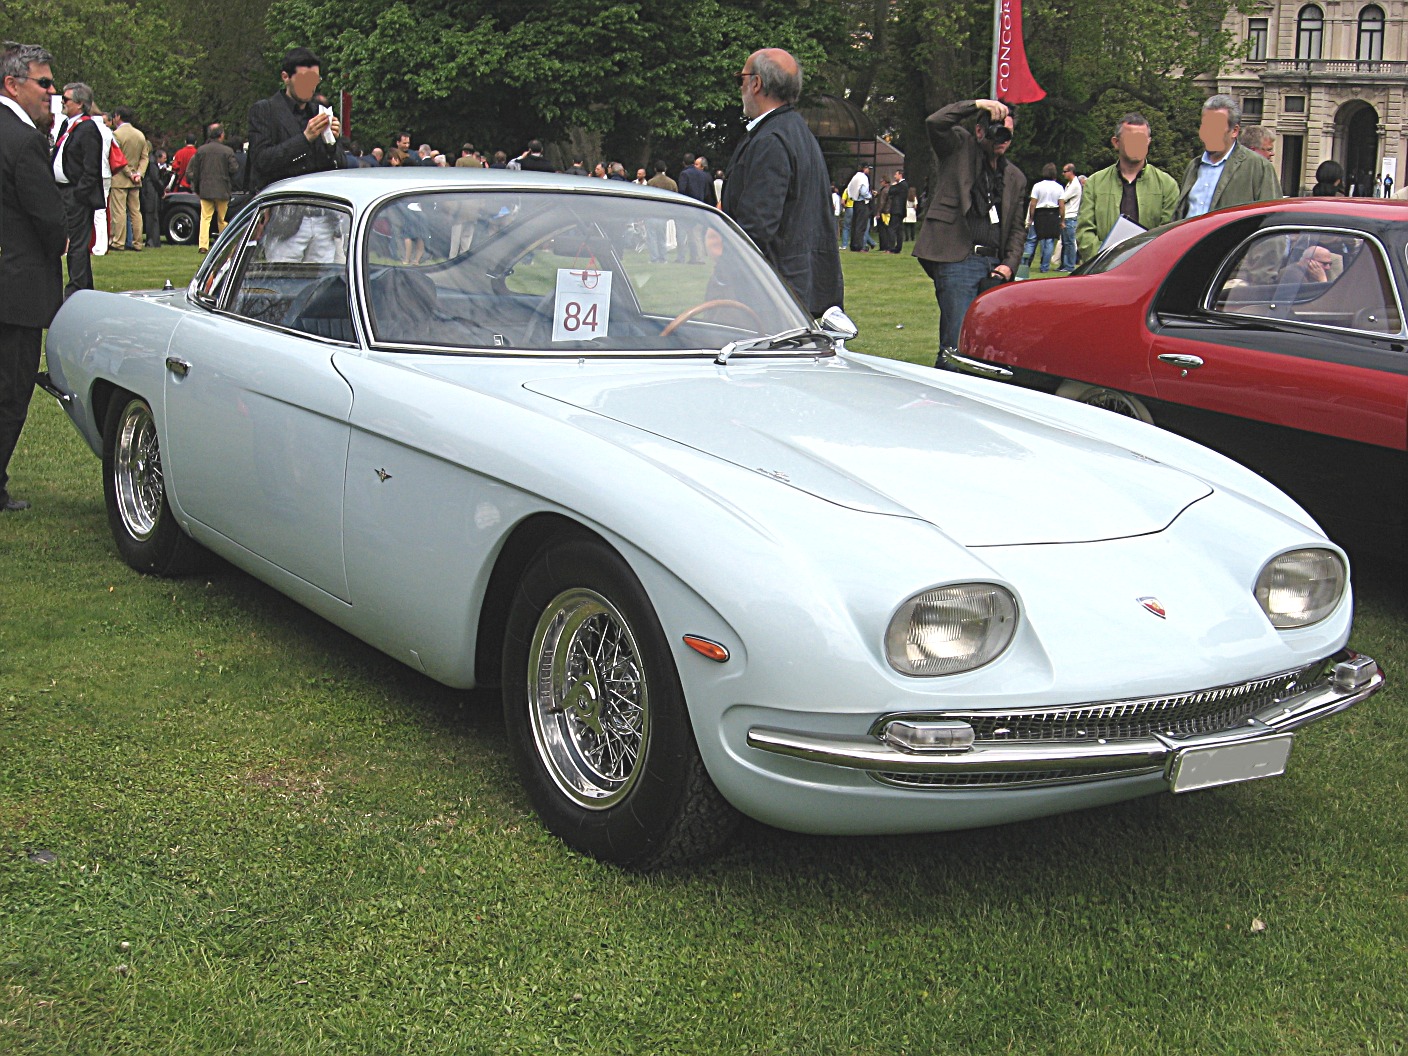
[716,327,833,365]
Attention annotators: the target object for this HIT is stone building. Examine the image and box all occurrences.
[1206,2,1405,195]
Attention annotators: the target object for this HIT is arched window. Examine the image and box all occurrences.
[1297,5,1325,61]
[1358,5,1385,62]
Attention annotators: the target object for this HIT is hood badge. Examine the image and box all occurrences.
[375,468,393,482]
[1138,597,1167,619]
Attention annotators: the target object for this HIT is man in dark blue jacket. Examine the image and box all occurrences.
[720,48,843,316]
[675,152,713,263]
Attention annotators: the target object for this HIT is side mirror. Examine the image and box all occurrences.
[818,305,858,340]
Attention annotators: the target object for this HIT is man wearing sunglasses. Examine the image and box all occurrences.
[52,83,104,295]
[0,41,66,512]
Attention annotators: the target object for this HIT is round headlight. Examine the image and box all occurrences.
[885,584,1018,676]
[1254,548,1345,628]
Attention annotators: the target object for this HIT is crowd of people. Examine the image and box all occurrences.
[2,33,1389,515]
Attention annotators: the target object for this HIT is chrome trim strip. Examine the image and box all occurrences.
[746,653,1384,780]
[35,371,73,404]
[943,351,1014,379]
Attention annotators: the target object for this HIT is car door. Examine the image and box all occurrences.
[163,200,358,599]
[1149,226,1408,450]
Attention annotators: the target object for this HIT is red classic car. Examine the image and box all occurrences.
[956,198,1408,454]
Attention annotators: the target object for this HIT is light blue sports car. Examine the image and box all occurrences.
[43,170,1384,868]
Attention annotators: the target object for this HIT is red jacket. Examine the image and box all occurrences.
[171,144,197,190]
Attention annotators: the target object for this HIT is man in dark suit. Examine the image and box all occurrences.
[912,99,1027,367]
[246,47,345,196]
[721,48,843,316]
[52,82,104,298]
[0,40,67,512]
[885,169,908,252]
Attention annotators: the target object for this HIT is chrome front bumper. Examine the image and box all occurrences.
[746,650,1383,790]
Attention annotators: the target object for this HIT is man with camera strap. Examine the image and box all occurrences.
[912,98,1026,369]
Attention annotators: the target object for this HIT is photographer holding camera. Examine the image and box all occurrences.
[912,99,1026,369]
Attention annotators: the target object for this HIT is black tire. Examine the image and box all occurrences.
[102,395,206,575]
[165,205,196,245]
[502,533,738,868]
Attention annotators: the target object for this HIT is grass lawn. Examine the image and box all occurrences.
[2,248,1405,1055]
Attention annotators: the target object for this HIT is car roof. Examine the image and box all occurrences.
[256,167,688,210]
[1198,195,1408,227]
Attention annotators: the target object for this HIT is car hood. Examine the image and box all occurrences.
[515,360,1212,547]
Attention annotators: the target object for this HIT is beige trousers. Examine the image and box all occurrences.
[108,186,143,248]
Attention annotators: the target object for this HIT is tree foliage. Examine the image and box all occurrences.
[265,0,848,164]
[6,0,1249,180]
[828,0,1251,195]
[4,0,199,137]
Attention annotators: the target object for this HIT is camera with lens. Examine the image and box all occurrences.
[976,115,1012,145]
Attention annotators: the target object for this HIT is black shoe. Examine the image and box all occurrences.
[1,493,31,512]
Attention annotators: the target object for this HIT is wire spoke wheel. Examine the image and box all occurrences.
[113,399,164,541]
[529,588,648,808]
[1056,380,1154,425]
[502,533,738,867]
[102,393,206,576]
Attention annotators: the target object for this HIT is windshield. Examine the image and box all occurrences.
[1079,227,1161,274]
[360,189,815,354]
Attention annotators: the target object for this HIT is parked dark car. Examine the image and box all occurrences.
[159,190,251,246]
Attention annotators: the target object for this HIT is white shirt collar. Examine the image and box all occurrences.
[0,95,37,129]
[746,103,786,132]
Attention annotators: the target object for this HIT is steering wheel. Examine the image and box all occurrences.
[660,299,762,337]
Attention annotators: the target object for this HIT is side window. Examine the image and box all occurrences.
[193,214,253,307]
[1209,230,1400,334]
[226,203,354,341]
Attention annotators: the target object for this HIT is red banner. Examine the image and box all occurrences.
[995,0,1045,104]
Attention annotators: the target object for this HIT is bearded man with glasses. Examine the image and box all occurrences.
[0,41,66,512]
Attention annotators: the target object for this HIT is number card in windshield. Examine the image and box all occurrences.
[552,268,612,342]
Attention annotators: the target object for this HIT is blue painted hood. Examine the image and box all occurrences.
[515,359,1212,547]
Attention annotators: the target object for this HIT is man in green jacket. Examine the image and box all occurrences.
[1075,112,1179,265]
[1175,94,1280,219]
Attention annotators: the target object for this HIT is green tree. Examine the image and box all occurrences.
[264,0,847,163]
[830,0,1252,196]
[156,0,276,141]
[5,0,198,138]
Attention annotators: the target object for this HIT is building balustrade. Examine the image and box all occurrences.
[1263,58,1408,75]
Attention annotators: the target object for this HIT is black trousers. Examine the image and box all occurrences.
[848,200,871,251]
[887,211,905,248]
[58,184,96,299]
[0,324,43,496]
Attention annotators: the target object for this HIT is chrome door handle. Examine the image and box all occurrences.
[166,357,190,377]
[1157,354,1204,369]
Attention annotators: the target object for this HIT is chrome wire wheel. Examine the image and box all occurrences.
[528,588,649,809]
[1056,380,1154,425]
[1080,387,1145,419]
[112,400,164,541]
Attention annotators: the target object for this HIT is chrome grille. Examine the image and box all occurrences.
[871,661,1327,791]
[877,766,1161,790]
[953,663,1324,743]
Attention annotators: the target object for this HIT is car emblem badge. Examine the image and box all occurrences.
[1138,597,1167,619]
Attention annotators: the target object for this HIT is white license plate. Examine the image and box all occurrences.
[1169,735,1294,793]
